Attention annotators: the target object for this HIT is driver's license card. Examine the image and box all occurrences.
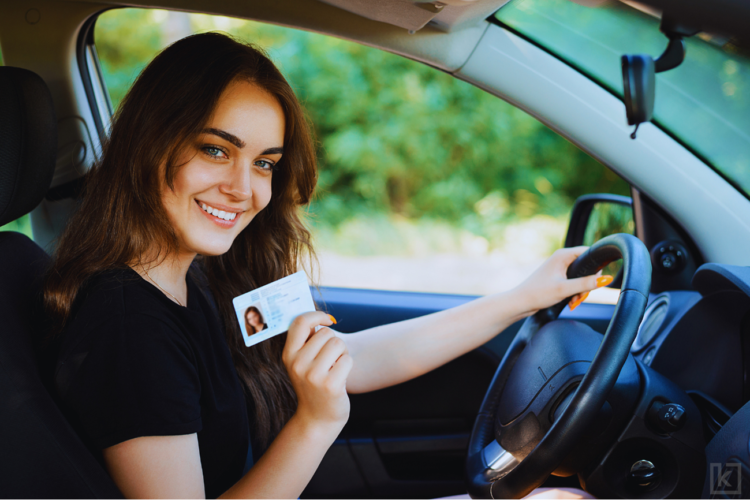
[232,271,316,347]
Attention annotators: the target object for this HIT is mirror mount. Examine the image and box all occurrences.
[621,14,698,139]
[654,36,685,73]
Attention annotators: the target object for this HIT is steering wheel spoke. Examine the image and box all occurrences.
[482,439,520,479]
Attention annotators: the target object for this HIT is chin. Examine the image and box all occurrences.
[189,236,236,257]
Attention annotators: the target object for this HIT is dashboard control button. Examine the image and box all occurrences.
[650,240,688,274]
[648,401,686,433]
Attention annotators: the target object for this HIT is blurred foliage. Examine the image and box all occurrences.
[95,8,630,244]
[0,214,33,239]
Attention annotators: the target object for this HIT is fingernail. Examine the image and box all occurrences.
[569,292,589,311]
[328,314,337,325]
[597,275,614,288]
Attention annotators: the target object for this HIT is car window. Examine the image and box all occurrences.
[0,49,35,239]
[93,8,631,299]
[494,0,750,199]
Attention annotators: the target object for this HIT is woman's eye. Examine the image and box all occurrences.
[255,159,276,171]
[202,145,228,159]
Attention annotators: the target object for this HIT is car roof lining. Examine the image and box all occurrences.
[68,0,494,72]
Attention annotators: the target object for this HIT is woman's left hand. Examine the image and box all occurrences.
[512,246,613,317]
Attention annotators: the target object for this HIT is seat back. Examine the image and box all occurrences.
[0,67,121,498]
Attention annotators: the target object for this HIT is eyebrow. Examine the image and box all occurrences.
[203,128,245,149]
[202,128,283,155]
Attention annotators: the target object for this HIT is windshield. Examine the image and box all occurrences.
[494,0,750,198]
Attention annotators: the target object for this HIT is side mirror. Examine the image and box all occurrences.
[565,194,635,287]
[565,194,634,248]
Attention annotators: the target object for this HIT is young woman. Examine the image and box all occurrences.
[244,306,267,335]
[45,32,609,499]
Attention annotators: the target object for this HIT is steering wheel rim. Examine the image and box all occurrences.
[466,233,651,499]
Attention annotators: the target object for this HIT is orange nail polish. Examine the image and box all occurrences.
[596,275,614,288]
[569,292,589,311]
[328,314,337,325]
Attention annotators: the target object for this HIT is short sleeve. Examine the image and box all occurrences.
[64,313,203,450]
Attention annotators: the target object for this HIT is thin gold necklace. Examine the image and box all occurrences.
[142,266,184,307]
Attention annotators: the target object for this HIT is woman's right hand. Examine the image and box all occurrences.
[282,311,353,430]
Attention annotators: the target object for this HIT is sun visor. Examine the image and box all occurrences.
[316,0,483,32]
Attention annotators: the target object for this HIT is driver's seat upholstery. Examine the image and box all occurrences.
[0,66,121,498]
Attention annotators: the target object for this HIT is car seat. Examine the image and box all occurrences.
[0,66,122,498]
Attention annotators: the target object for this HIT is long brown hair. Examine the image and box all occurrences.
[43,32,317,449]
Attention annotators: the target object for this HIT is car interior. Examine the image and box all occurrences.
[0,0,749,498]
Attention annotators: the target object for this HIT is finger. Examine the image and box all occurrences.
[563,274,615,298]
[310,336,348,377]
[554,246,589,267]
[327,353,354,389]
[284,311,334,356]
[293,328,337,368]
[568,292,589,311]
[561,274,601,298]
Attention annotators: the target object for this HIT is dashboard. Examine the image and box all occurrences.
[629,264,750,497]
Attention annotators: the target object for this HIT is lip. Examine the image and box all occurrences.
[195,199,242,228]
[195,199,246,213]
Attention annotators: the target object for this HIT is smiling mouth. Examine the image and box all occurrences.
[197,200,240,221]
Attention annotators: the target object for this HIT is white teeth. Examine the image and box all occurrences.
[200,201,239,221]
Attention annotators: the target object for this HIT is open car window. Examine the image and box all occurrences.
[93,8,632,299]
[494,0,750,198]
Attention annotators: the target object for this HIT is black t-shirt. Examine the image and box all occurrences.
[54,267,251,498]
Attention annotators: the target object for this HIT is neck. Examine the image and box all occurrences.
[131,249,196,306]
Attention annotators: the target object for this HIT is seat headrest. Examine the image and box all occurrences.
[0,67,57,226]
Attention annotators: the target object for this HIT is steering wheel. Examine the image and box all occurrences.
[465,233,651,498]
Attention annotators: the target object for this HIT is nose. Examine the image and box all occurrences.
[219,159,253,200]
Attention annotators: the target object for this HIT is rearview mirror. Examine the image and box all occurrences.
[621,15,696,138]
[622,55,655,131]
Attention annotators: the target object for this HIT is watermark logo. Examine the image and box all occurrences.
[710,462,741,496]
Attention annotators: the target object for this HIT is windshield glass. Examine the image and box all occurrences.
[494,0,750,197]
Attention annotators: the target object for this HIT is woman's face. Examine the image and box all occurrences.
[246,310,261,327]
[162,80,285,257]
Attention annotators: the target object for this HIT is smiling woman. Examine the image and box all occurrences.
[44,32,330,498]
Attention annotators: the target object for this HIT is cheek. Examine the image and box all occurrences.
[254,177,274,210]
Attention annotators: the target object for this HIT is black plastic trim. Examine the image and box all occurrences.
[75,9,114,143]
